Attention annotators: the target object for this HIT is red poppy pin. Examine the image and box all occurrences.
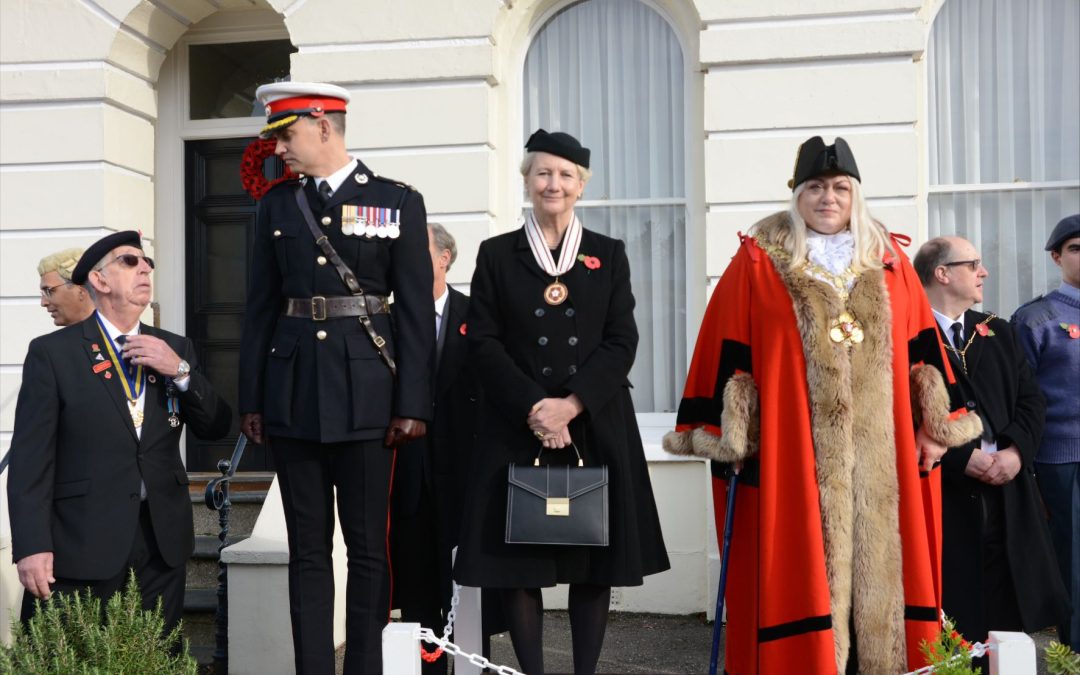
[1062,323,1080,339]
[577,253,601,270]
[459,323,467,336]
[91,343,100,352]
[975,322,995,337]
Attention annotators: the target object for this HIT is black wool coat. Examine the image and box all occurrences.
[453,226,669,589]
[940,312,1069,638]
[238,159,434,442]
[8,317,232,578]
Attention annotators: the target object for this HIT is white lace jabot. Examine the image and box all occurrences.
[805,229,855,290]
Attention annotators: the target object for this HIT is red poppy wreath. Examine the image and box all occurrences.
[240,138,297,200]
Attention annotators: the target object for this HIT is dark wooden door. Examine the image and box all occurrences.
[185,137,281,472]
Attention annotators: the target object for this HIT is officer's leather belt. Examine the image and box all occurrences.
[284,295,390,321]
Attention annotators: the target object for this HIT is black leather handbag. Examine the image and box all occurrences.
[505,443,609,547]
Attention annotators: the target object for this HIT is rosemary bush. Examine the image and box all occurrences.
[0,571,196,674]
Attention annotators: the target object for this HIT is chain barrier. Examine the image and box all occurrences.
[903,641,992,675]
[412,581,525,675]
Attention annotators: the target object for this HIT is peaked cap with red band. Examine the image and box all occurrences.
[255,82,351,137]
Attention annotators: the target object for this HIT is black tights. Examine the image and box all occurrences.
[500,584,612,675]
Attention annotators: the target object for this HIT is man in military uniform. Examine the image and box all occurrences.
[239,82,434,674]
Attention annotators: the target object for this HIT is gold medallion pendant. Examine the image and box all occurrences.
[544,280,569,305]
[129,402,144,427]
[829,312,865,347]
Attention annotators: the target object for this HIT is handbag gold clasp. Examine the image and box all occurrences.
[546,497,570,516]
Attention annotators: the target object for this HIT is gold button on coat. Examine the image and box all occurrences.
[321,216,331,226]
[273,229,282,237]
[317,256,327,265]
[316,330,327,340]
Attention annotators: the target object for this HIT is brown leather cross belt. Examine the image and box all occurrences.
[284,295,390,321]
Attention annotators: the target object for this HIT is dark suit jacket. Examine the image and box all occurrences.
[940,311,1068,635]
[7,315,231,579]
[238,159,435,442]
[393,287,478,540]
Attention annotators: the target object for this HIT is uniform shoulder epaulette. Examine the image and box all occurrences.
[370,172,416,191]
[1011,295,1055,327]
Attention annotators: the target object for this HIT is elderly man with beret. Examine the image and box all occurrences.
[1012,214,1080,651]
[7,231,232,633]
[239,82,434,674]
[37,247,94,327]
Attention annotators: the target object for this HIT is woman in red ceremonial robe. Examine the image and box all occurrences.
[664,137,983,675]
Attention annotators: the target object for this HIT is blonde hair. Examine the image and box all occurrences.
[520,151,593,183]
[782,179,893,273]
[37,247,84,282]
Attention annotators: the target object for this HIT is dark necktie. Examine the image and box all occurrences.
[318,180,332,204]
[114,334,133,378]
[950,322,964,349]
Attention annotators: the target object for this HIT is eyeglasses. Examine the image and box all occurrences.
[98,254,155,271]
[941,259,981,272]
[40,282,69,299]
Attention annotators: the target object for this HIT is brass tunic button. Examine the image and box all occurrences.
[317,256,327,265]
[316,330,328,340]
[273,229,282,237]
[321,216,332,226]
[568,336,578,346]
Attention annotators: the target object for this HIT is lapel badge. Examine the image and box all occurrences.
[93,360,112,374]
[355,173,369,184]
[148,374,157,384]
[94,353,105,361]
[91,343,100,352]
[104,371,113,379]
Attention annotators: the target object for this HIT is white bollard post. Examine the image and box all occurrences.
[988,631,1036,675]
[455,584,484,675]
[382,622,423,675]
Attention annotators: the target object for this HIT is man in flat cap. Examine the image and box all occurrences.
[37,247,94,327]
[1011,213,1080,651]
[7,231,231,634]
[239,81,434,674]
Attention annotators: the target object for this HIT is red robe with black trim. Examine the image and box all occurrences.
[666,214,980,675]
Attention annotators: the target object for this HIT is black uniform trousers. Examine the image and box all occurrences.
[19,501,186,636]
[272,436,396,675]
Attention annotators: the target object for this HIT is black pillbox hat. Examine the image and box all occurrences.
[789,136,861,190]
[1045,214,1080,251]
[525,129,591,169]
[72,230,142,285]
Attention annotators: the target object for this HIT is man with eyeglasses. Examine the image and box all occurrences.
[7,230,232,636]
[913,236,1068,658]
[37,247,94,327]
[1011,214,1080,651]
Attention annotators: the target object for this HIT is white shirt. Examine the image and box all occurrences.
[434,287,449,340]
[930,307,997,453]
[314,156,357,197]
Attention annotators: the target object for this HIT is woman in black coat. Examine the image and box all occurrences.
[453,130,669,674]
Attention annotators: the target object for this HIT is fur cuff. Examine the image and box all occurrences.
[663,373,759,462]
[910,363,983,447]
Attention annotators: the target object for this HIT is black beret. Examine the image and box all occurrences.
[72,231,142,285]
[1045,214,1080,251]
[525,129,591,169]
[788,136,861,190]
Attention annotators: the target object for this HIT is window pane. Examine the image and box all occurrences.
[524,0,687,412]
[189,40,295,120]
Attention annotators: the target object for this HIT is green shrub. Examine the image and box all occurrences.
[1046,640,1080,675]
[0,570,197,674]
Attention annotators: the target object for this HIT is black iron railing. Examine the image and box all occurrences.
[0,448,9,476]
[203,434,248,674]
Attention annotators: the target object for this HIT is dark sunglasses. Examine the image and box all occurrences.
[941,259,981,272]
[100,253,155,270]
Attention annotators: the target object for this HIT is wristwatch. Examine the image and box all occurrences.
[175,360,191,380]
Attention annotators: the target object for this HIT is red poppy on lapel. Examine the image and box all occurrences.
[1062,323,1080,339]
[974,323,994,337]
[104,371,113,379]
[577,253,601,270]
[459,323,467,336]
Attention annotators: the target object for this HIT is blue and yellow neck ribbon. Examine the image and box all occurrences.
[94,313,144,403]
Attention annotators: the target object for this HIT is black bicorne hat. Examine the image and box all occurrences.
[1045,214,1080,252]
[788,136,861,190]
[525,129,591,169]
[72,230,142,285]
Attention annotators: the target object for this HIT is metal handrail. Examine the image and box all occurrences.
[0,449,9,475]
[202,434,249,674]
